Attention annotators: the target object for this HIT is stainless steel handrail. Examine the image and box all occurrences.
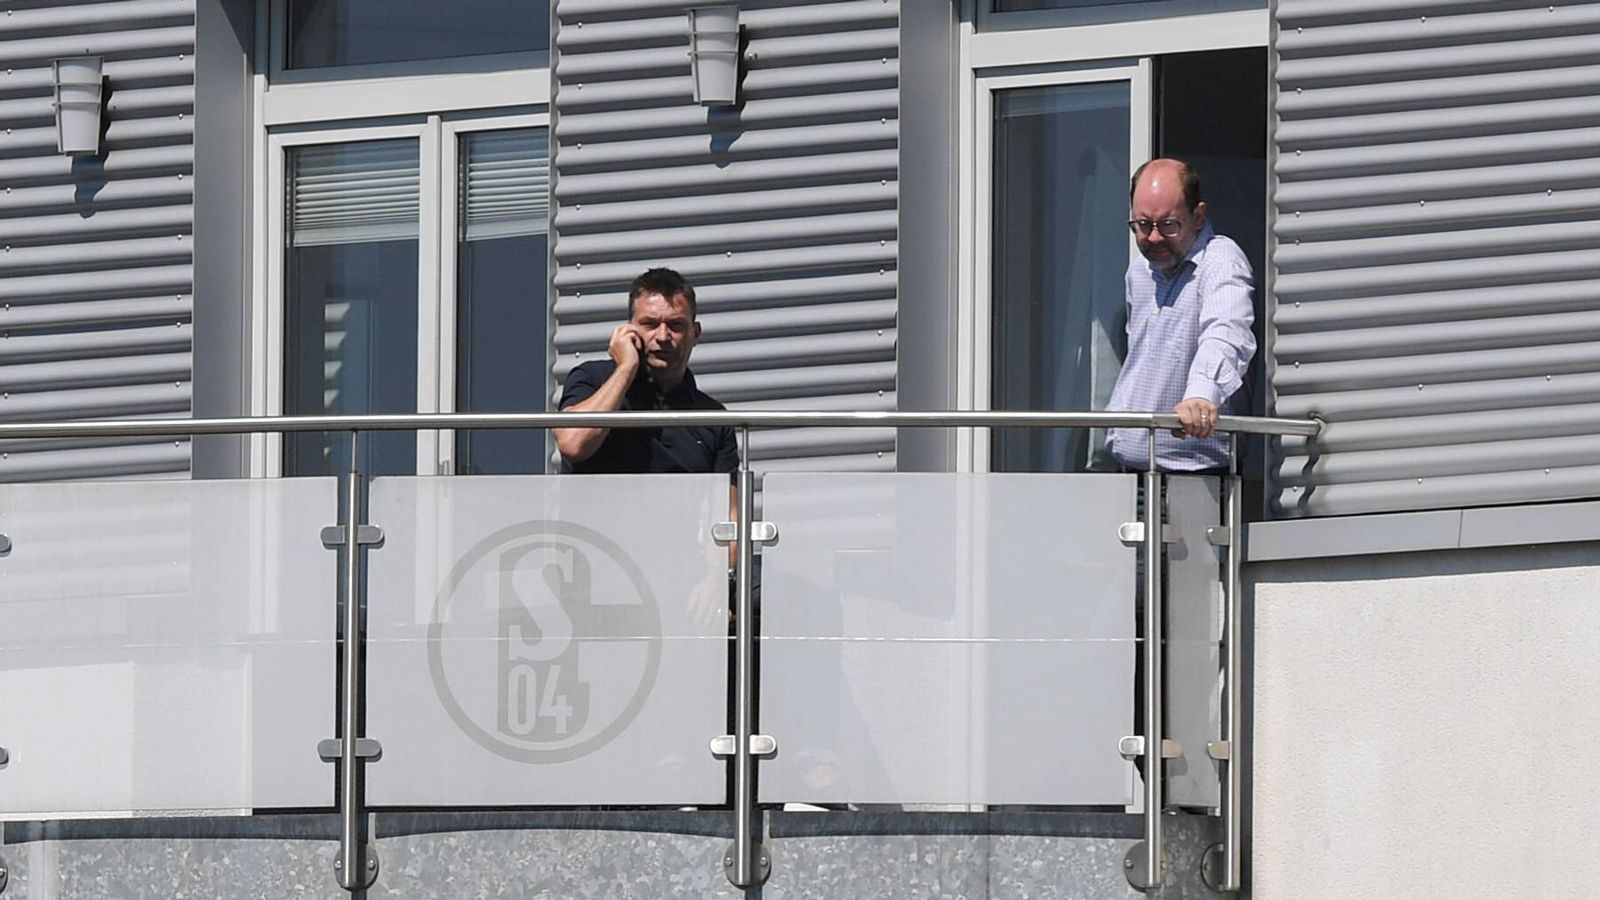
[728,427,766,888]
[0,410,1321,439]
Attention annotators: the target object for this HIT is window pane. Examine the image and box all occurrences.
[1158,47,1268,486]
[1157,48,1267,307]
[996,0,1161,9]
[287,0,549,69]
[454,128,549,475]
[993,0,1262,12]
[285,140,419,477]
[990,82,1130,473]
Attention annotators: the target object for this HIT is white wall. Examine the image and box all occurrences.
[1249,544,1600,899]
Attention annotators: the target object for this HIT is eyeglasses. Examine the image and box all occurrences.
[1127,218,1185,237]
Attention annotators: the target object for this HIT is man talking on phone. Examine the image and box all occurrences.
[554,267,738,474]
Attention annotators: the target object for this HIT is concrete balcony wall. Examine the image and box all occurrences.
[1250,543,1600,899]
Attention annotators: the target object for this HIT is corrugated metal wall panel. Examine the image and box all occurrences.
[1270,0,1600,517]
[552,0,898,471]
[0,0,193,481]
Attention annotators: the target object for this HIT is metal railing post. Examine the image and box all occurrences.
[334,432,377,890]
[725,425,770,887]
[1134,427,1167,889]
[1205,432,1245,892]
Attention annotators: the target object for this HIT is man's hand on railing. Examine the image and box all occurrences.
[1173,397,1219,440]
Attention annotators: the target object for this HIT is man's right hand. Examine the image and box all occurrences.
[557,325,644,464]
[609,323,644,372]
[1174,396,1219,439]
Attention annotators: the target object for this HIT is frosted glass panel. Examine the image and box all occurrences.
[759,473,1137,805]
[0,479,338,816]
[366,475,730,806]
[1165,475,1224,808]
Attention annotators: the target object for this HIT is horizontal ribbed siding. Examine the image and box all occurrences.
[552,0,898,470]
[1270,0,1600,516]
[0,0,194,482]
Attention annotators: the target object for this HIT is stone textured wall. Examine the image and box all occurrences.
[0,811,1223,898]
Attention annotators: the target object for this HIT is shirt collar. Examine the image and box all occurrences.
[1186,220,1216,266]
[630,367,700,404]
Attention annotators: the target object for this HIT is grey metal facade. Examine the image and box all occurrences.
[0,0,195,481]
[1270,0,1600,517]
[550,0,899,472]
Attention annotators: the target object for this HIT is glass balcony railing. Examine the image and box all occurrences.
[0,478,336,817]
[0,410,1320,895]
[366,473,731,807]
[759,472,1138,807]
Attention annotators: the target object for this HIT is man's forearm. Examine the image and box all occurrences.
[554,365,636,462]
[1186,329,1253,407]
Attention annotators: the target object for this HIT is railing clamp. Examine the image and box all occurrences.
[710,734,777,758]
[724,842,771,885]
[1117,522,1178,546]
[318,738,383,762]
[333,843,379,890]
[1124,841,1167,893]
[320,525,382,549]
[712,521,778,545]
[1207,740,1232,761]
[1205,525,1232,547]
[1119,735,1182,761]
[1202,844,1236,894]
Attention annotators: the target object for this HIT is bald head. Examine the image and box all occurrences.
[1129,158,1207,274]
[1130,158,1200,211]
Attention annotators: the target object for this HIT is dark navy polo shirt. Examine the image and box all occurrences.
[558,360,739,474]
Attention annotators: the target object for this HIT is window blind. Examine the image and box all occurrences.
[461,128,549,242]
[290,140,420,247]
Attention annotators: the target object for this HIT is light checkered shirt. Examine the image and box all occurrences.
[1106,222,1255,471]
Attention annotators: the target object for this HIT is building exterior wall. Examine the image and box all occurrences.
[894,0,957,473]
[550,0,900,472]
[1250,543,1600,899]
[1270,0,1600,517]
[3,2,1597,898]
[0,0,195,481]
[189,0,252,478]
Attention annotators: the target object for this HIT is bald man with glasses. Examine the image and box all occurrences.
[1103,157,1256,473]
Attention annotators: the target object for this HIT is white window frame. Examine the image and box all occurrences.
[975,0,1267,36]
[258,120,443,478]
[954,2,1268,472]
[959,62,1151,473]
[435,113,551,475]
[255,112,550,478]
[262,0,550,125]
[248,0,551,477]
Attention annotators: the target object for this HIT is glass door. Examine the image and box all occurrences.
[973,64,1151,473]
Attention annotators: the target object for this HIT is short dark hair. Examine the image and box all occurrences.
[1130,158,1202,212]
[628,267,697,317]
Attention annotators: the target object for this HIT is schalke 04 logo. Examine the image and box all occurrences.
[427,520,661,763]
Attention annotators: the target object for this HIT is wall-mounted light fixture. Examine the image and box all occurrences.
[52,56,104,156]
[687,6,740,106]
